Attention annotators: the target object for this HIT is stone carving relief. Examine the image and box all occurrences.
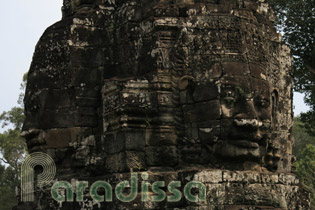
[18,0,310,209]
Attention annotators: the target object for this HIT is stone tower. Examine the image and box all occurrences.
[18,0,310,209]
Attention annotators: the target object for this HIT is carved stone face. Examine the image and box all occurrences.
[213,63,273,162]
[23,0,293,174]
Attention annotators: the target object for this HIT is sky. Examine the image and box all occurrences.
[0,0,63,113]
[0,0,310,124]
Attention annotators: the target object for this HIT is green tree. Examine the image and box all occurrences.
[295,144,315,208]
[0,75,27,210]
[268,0,315,135]
[0,164,19,210]
[293,118,315,208]
[0,113,26,210]
[293,117,315,158]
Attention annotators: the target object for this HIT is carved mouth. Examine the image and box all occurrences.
[228,132,263,142]
[229,140,260,148]
[21,129,45,151]
[27,139,44,148]
[228,127,265,143]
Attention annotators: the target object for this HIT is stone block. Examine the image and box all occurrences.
[74,107,98,127]
[75,96,100,107]
[125,130,146,151]
[39,108,74,129]
[126,151,146,171]
[193,81,219,102]
[38,89,72,109]
[179,145,211,165]
[146,146,178,167]
[70,47,104,68]
[104,132,124,154]
[223,171,245,182]
[71,67,103,86]
[146,127,178,146]
[243,184,274,206]
[45,128,83,149]
[278,173,297,185]
[193,170,223,183]
[75,86,100,98]
[206,183,226,205]
[224,183,245,204]
[222,62,249,76]
[105,152,127,173]
[261,174,279,184]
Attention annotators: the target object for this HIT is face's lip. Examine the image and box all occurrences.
[26,140,45,153]
[227,132,263,142]
[27,139,45,147]
[233,119,272,129]
[21,129,45,149]
[234,119,263,127]
[228,140,260,148]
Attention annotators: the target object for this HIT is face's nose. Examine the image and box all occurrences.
[230,99,268,143]
[234,99,258,120]
[233,99,262,129]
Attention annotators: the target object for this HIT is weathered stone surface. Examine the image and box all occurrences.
[16,170,309,209]
[17,0,310,209]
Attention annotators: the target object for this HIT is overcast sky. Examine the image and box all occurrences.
[0,0,310,122]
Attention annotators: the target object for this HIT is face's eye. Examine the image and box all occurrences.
[222,90,236,98]
[255,98,270,108]
[224,91,234,98]
[222,90,236,108]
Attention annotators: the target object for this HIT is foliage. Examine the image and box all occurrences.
[0,114,26,209]
[295,144,315,208]
[293,117,315,157]
[0,107,24,131]
[267,4,315,205]
[268,0,315,134]
[300,111,315,136]
[293,118,315,208]
[0,75,27,210]
[0,164,19,210]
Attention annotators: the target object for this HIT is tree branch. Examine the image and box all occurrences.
[305,63,315,75]
[0,157,9,165]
